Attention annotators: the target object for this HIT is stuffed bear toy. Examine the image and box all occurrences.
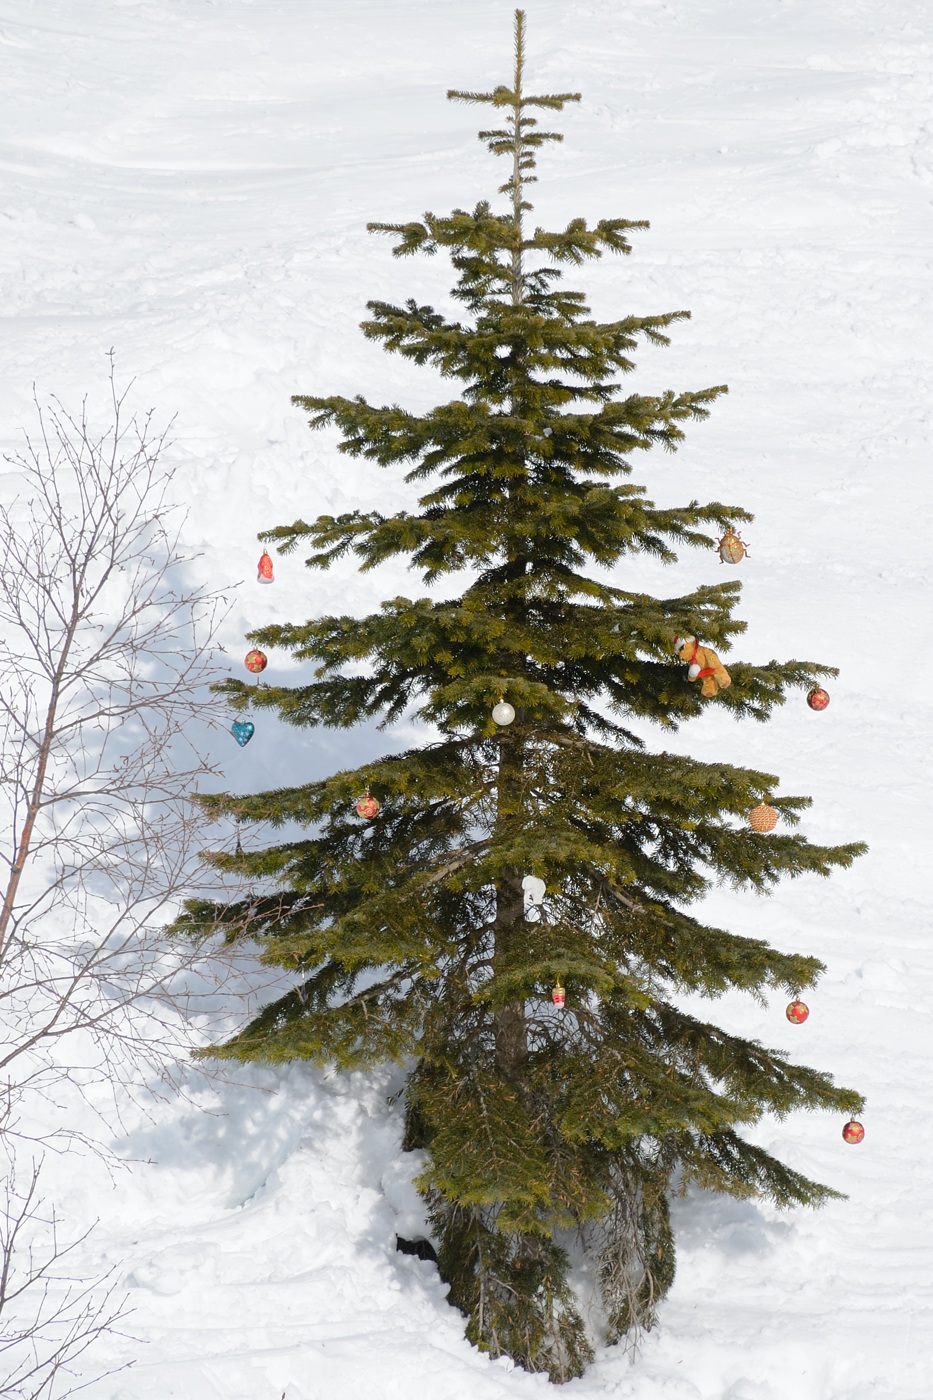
[673,635,732,698]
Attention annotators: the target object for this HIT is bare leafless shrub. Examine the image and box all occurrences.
[0,1103,131,1399]
[0,363,235,1393]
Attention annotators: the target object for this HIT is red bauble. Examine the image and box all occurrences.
[807,686,830,711]
[551,983,566,1008]
[244,649,268,673]
[786,999,810,1024]
[257,550,274,584]
[748,804,778,833]
[842,1119,865,1145]
[355,794,380,820]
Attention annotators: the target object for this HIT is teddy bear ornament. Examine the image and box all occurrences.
[673,635,732,697]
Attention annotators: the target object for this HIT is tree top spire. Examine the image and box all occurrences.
[447,9,581,207]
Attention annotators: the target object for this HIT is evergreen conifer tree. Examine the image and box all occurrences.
[178,12,865,1381]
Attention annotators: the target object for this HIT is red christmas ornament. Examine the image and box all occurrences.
[748,804,778,833]
[842,1119,865,1145]
[551,982,566,1008]
[257,550,274,584]
[717,527,748,564]
[786,999,810,1024]
[355,794,380,820]
[807,686,830,711]
[244,649,268,673]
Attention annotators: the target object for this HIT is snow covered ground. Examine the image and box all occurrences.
[2,0,933,1395]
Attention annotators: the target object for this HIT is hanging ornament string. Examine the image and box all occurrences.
[706,525,855,1151]
[227,549,275,743]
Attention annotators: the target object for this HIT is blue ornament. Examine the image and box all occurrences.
[231,720,255,748]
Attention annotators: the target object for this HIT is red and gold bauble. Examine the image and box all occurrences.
[807,687,830,712]
[551,982,566,1008]
[842,1119,865,1145]
[748,804,778,833]
[257,550,274,584]
[786,999,809,1024]
[717,527,748,564]
[355,794,380,820]
[244,649,268,673]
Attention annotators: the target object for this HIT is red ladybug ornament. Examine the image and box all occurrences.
[355,794,380,820]
[257,550,274,584]
[786,999,809,1024]
[748,804,778,833]
[551,982,566,1008]
[244,649,268,673]
[807,687,830,712]
[842,1119,865,1145]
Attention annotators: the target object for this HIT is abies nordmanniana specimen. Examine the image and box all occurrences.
[177,11,865,1383]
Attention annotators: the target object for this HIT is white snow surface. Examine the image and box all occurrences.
[2,1,932,1395]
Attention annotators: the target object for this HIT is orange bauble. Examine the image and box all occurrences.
[551,983,566,1007]
[807,686,830,711]
[244,649,268,673]
[786,999,809,1024]
[355,794,380,820]
[257,550,274,584]
[748,804,778,833]
[842,1119,865,1145]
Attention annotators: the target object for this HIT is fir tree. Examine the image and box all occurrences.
[178,12,865,1381]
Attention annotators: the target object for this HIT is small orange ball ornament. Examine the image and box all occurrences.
[355,794,380,820]
[842,1119,865,1145]
[786,999,809,1024]
[244,649,268,673]
[551,982,566,1008]
[717,527,748,564]
[807,687,830,711]
[748,804,778,833]
[257,550,274,584]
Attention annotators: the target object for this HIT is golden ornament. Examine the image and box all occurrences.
[748,804,778,833]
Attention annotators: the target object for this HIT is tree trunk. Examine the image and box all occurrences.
[493,732,527,1080]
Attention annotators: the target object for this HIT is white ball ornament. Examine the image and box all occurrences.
[492,700,516,726]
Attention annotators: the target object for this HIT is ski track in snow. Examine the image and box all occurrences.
[2,1,932,1396]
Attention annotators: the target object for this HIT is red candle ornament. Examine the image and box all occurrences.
[551,982,566,1008]
[244,649,267,673]
[355,794,380,820]
[807,687,830,711]
[786,999,809,1024]
[748,804,778,833]
[257,550,274,584]
[842,1119,865,1145]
